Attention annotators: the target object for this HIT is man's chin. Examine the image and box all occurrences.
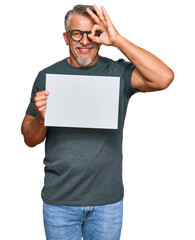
[76,57,94,67]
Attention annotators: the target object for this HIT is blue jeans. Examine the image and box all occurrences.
[43,199,123,240]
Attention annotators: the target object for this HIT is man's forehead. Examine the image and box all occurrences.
[68,14,95,29]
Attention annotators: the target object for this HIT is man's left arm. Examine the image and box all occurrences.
[113,36,174,92]
[87,5,174,92]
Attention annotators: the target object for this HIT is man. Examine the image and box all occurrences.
[21,4,174,240]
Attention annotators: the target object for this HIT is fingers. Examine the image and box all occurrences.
[88,24,103,43]
[88,34,100,44]
[86,7,101,24]
[34,94,48,103]
[101,5,111,23]
[92,4,106,24]
[35,100,47,109]
[38,106,46,112]
[88,4,111,25]
[36,90,49,96]
[90,24,103,36]
[34,90,49,117]
[35,90,49,105]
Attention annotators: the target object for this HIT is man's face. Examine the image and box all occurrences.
[63,14,101,67]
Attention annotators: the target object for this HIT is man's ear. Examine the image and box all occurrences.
[63,32,69,45]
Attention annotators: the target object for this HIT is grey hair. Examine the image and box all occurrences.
[64,4,97,31]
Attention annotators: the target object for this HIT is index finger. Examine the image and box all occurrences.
[92,4,106,23]
[36,90,49,96]
[86,7,101,24]
[101,5,112,23]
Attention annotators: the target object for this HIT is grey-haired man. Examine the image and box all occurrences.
[21,4,174,240]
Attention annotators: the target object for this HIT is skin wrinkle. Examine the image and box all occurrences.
[74,43,96,66]
[63,14,101,67]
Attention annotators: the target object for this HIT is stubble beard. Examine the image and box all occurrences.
[74,43,96,67]
[76,56,95,66]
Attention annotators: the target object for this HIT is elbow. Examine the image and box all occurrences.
[22,134,37,147]
[24,138,37,148]
[21,126,35,147]
[21,129,37,148]
[22,134,45,147]
[157,69,175,90]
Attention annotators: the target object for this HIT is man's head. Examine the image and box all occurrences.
[63,5,101,67]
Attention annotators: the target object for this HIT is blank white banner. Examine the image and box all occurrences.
[45,74,120,129]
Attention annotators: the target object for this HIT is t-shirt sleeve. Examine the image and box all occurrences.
[26,73,41,117]
[117,59,139,98]
[122,61,136,98]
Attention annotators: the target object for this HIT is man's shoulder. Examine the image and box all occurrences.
[39,58,66,74]
[101,56,124,63]
[101,56,133,71]
[101,56,131,66]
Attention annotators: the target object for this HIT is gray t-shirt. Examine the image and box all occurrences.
[26,56,136,206]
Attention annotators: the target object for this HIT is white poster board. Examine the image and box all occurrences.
[45,74,120,129]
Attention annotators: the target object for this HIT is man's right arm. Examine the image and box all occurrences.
[21,90,49,147]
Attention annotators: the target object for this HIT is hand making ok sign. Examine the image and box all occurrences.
[86,4,121,46]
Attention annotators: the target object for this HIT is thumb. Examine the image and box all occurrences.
[88,34,100,44]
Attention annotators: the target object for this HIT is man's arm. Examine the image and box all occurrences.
[21,90,49,147]
[113,36,174,92]
[21,114,47,147]
[87,5,174,92]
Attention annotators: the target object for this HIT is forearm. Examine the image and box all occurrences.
[22,116,47,147]
[113,35,174,84]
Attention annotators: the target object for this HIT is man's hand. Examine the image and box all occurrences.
[21,90,49,147]
[34,90,49,124]
[86,4,120,46]
[86,5,174,92]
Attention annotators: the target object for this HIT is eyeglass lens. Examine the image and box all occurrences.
[71,30,83,41]
[71,30,100,41]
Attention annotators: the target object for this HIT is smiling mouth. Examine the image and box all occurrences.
[76,47,95,54]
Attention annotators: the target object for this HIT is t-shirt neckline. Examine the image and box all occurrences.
[64,56,103,69]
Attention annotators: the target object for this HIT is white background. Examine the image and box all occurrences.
[0,0,194,239]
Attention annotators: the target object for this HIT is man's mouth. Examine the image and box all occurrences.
[76,46,95,54]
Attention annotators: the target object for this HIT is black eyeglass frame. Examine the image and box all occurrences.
[66,29,101,42]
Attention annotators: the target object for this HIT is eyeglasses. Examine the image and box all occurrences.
[66,29,101,42]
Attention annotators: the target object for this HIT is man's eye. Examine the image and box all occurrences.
[95,31,101,36]
[73,32,82,36]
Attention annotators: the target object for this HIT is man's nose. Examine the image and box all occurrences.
[80,32,91,45]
